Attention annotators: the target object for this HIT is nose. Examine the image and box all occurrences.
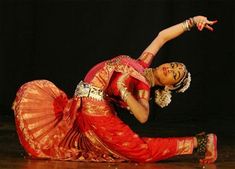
[167,66,173,72]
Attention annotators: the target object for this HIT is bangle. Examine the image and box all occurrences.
[119,86,127,96]
[182,20,190,31]
[122,90,130,102]
[120,87,130,102]
[182,18,196,31]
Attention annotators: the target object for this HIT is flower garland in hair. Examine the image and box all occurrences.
[176,72,191,93]
[155,88,172,108]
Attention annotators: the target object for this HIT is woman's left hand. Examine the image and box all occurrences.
[193,16,218,31]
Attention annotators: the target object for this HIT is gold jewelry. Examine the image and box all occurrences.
[182,17,196,31]
[117,74,131,102]
[75,81,104,101]
[143,68,155,87]
[182,20,190,31]
[122,90,130,102]
[119,87,130,102]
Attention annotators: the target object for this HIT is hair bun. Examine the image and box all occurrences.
[155,89,172,108]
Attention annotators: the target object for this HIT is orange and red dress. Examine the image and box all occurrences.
[12,55,194,162]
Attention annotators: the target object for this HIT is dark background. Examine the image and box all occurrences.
[1,0,234,143]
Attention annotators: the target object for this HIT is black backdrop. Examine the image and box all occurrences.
[1,0,234,141]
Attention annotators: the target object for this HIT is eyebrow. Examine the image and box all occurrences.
[175,62,179,67]
[175,63,182,80]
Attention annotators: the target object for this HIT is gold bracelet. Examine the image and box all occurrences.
[122,90,130,102]
[182,20,190,31]
[120,87,130,102]
[120,87,127,96]
[182,17,196,31]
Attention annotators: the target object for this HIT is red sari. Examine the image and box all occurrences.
[13,55,194,162]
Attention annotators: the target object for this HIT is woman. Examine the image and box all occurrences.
[12,15,217,164]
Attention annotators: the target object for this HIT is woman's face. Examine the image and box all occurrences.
[153,62,186,86]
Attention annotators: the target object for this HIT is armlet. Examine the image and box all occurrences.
[138,52,155,67]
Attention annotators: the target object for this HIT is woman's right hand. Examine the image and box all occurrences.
[117,74,131,101]
[193,16,218,31]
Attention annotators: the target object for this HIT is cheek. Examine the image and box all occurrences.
[159,76,173,85]
[165,75,178,85]
[156,69,175,85]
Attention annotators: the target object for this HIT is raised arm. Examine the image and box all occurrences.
[138,16,217,66]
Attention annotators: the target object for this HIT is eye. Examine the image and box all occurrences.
[171,63,175,68]
[173,72,177,79]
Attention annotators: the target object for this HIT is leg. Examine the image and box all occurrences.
[142,136,195,162]
[85,112,193,162]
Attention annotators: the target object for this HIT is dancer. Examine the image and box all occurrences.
[12,15,217,164]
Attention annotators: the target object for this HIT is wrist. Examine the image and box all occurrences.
[182,17,196,31]
[119,87,130,102]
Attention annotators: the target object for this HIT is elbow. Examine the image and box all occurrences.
[157,31,168,45]
[138,111,149,124]
[139,117,148,124]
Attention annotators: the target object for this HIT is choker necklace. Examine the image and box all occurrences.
[143,68,155,87]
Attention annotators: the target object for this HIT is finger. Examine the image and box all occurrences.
[207,20,218,25]
[200,22,207,30]
[197,22,205,31]
[211,20,218,24]
[205,25,214,31]
[197,23,203,31]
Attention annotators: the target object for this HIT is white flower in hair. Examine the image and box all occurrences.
[155,89,172,108]
[177,72,191,93]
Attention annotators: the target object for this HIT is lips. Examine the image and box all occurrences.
[162,67,167,76]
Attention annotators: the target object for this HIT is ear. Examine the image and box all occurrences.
[164,85,174,90]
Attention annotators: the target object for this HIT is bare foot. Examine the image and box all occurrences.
[200,134,217,164]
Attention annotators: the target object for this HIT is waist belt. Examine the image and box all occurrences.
[74,81,105,101]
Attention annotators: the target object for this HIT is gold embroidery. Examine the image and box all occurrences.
[139,144,148,149]
[122,142,130,147]
[162,149,170,155]
[90,55,150,90]
[90,67,111,89]
[116,131,124,136]
[82,98,113,116]
[84,130,128,161]
[176,138,194,155]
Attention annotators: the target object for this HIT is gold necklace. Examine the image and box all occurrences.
[143,68,155,87]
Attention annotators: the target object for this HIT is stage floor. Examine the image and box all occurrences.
[1,116,234,169]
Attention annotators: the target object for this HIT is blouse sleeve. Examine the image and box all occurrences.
[137,52,155,68]
[133,78,150,101]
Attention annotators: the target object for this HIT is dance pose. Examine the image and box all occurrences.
[12,15,217,164]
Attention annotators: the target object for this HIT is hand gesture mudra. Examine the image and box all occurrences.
[193,16,218,31]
